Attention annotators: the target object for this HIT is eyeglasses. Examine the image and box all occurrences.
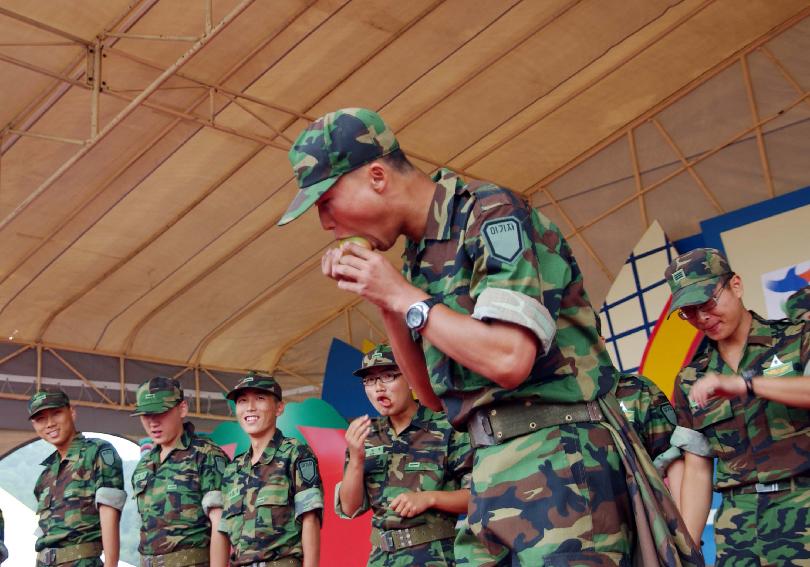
[360,372,401,387]
[677,276,732,320]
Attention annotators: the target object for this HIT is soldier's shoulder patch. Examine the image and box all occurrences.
[296,457,318,486]
[100,448,116,466]
[481,216,525,264]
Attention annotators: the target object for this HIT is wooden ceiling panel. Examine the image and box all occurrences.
[464,0,807,192]
[0,0,133,42]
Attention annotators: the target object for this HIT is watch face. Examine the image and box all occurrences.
[406,305,425,329]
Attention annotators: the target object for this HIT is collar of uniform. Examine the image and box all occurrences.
[746,311,779,347]
[40,433,85,467]
[378,404,434,435]
[246,428,284,466]
[143,421,194,465]
[405,168,465,256]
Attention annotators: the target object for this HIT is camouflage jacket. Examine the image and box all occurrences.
[402,169,616,428]
[0,507,6,564]
[132,422,228,555]
[336,404,473,532]
[672,312,810,489]
[34,434,125,551]
[219,428,324,565]
[615,373,678,464]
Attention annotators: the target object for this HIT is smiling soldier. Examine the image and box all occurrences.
[29,388,126,567]
[219,372,324,567]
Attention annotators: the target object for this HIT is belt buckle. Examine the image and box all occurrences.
[754,482,781,493]
[41,548,57,565]
[380,531,395,552]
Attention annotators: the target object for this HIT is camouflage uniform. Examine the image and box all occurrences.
[672,313,810,565]
[280,108,701,566]
[220,429,324,565]
[28,389,126,567]
[785,286,810,322]
[131,377,227,566]
[615,373,682,474]
[34,434,126,567]
[338,345,474,566]
[0,508,7,565]
[219,373,324,566]
[337,343,473,566]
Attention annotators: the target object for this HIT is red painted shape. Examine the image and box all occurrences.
[298,425,372,566]
[219,443,237,460]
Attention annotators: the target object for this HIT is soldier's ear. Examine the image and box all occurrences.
[69,406,77,422]
[178,400,189,419]
[367,162,387,194]
[275,400,285,417]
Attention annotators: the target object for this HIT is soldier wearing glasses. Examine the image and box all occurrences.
[665,248,810,565]
[337,344,473,566]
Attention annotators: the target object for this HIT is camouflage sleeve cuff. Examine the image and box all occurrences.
[472,288,555,354]
[652,445,683,475]
[96,487,127,511]
[0,541,8,563]
[670,425,713,457]
[202,490,224,515]
[294,486,324,519]
[333,481,369,519]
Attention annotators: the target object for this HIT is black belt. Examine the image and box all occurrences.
[468,398,604,448]
[723,476,810,497]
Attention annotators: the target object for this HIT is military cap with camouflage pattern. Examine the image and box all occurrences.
[226,371,282,401]
[352,343,398,377]
[28,388,70,419]
[665,247,732,316]
[278,108,399,226]
[785,286,810,321]
[131,376,184,416]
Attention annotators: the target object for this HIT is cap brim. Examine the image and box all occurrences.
[28,402,68,419]
[352,363,397,377]
[226,386,281,401]
[667,277,722,316]
[277,175,338,226]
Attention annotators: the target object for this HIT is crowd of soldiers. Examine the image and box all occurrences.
[1,107,809,566]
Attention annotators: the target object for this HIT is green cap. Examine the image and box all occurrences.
[665,248,732,316]
[132,377,184,416]
[785,286,810,321]
[28,388,70,419]
[353,343,398,377]
[226,371,282,401]
[278,108,400,226]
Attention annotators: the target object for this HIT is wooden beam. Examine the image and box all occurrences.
[46,347,115,405]
[740,54,775,198]
[627,129,648,227]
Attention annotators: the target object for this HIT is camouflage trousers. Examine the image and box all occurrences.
[367,536,456,566]
[457,422,634,566]
[714,485,810,566]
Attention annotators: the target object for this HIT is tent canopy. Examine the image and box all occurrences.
[1,0,809,405]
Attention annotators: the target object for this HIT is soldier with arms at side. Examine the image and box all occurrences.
[131,377,229,567]
[338,343,473,566]
[29,388,126,567]
[219,372,324,567]
[665,248,810,565]
[279,108,701,566]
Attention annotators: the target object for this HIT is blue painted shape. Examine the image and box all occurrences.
[701,185,810,253]
[673,233,705,254]
[321,338,379,420]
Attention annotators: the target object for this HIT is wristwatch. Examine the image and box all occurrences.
[405,296,441,333]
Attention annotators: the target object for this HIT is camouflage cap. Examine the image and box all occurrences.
[353,343,399,377]
[278,108,399,226]
[132,376,184,416]
[28,388,70,419]
[665,248,732,316]
[785,286,810,321]
[226,371,282,401]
